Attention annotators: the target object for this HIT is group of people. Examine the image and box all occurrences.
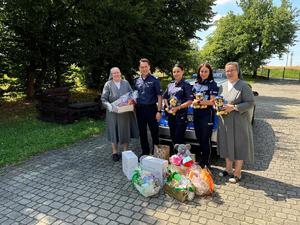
[101,58,255,184]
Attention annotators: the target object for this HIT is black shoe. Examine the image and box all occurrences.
[118,152,122,160]
[112,153,119,162]
[218,170,232,177]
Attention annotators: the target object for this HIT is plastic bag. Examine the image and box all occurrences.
[188,165,214,195]
[132,167,160,197]
[164,167,195,201]
[111,91,138,108]
[111,91,138,113]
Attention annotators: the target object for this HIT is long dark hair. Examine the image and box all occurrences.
[197,62,214,83]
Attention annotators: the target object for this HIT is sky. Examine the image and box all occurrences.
[197,0,300,66]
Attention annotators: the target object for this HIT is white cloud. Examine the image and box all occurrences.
[208,26,216,32]
[212,14,223,23]
[215,0,234,5]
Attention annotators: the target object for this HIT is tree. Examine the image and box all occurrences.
[0,0,81,98]
[1,0,215,98]
[76,0,215,87]
[200,0,299,76]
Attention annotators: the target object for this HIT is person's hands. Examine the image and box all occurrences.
[128,99,135,105]
[107,104,113,112]
[224,104,235,113]
[111,104,118,112]
[156,112,161,121]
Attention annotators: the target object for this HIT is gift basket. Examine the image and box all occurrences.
[111,91,138,113]
[164,167,195,202]
[131,167,161,197]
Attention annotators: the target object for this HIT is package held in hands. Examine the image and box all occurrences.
[141,156,168,186]
[122,151,138,180]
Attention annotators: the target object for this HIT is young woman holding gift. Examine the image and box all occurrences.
[217,62,255,183]
[101,67,139,162]
[192,62,218,169]
[163,64,193,152]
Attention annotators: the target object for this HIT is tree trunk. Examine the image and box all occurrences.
[26,72,35,99]
[26,63,36,99]
[252,69,257,78]
[55,65,61,87]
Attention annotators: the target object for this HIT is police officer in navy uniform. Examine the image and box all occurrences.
[134,58,163,155]
[192,63,218,168]
[163,64,193,152]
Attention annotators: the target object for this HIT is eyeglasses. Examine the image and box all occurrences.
[225,69,237,73]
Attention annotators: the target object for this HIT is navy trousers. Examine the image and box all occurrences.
[193,108,214,168]
[167,111,188,153]
[136,104,159,155]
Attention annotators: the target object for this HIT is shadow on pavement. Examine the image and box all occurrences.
[255,95,300,120]
[211,167,300,202]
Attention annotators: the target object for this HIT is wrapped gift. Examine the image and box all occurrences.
[132,167,160,197]
[164,168,195,202]
[140,156,168,186]
[164,183,188,202]
[188,165,214,195]
[122,151,138,180]
[112,91,137,114]
[115,104,134,113]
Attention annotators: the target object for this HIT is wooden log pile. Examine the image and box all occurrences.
[36,87,103,123]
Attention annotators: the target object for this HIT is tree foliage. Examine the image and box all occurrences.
[200,0,299,76]
[0,0,215,98]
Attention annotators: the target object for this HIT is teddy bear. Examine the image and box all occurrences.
[192,93,207,109]
[174,143,192,157]
[169,144,194,167]
[174,144,193,167]
[165,95,178,115]
[215,96,227,116]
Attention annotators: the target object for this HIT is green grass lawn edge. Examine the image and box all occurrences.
[0,115,106,168]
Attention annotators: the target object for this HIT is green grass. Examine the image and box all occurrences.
[0,90,105,167]
[258,67,300,79]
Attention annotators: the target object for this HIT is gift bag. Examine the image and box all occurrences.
[153,145,170,160]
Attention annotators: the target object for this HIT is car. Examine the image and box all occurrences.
[158,71,256,148]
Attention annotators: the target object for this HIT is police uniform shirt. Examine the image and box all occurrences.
[134,74,162,105]
[192,79,218,101]
[163,79,193,106]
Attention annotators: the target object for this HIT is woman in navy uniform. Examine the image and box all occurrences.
[192,62,218,168]
[163,64,193,151]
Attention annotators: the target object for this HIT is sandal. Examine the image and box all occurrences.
[228,176,242,183]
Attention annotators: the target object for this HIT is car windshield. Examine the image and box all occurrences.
[186,70,227,86]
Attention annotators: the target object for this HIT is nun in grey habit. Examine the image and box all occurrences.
[217,62,255,183]
[101,67,139,161]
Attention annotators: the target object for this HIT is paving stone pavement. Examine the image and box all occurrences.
[1,80,300,225]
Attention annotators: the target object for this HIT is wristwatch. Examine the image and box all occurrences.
[157,110,162,113]
[233,105,238,111]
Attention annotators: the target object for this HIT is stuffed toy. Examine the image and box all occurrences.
[174,144,192,158]
[215,96,227,116]
[165,95,178,115]
[169,154,182,166]
[192,93,207,109]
